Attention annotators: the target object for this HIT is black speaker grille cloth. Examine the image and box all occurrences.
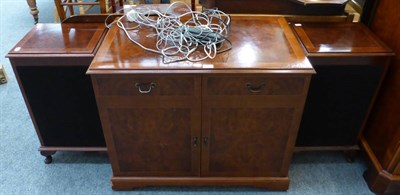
[17,65,105,147]
[296,64,384,146]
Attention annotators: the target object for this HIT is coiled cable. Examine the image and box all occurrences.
[105,2,232,63]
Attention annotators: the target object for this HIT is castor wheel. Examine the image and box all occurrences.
[343,150,357,163]
[345,155,355,163]
[40,151,56,164]
[0,78,6,84]
[44,155,53,164]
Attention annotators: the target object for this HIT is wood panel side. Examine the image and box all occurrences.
[364,0,400,171]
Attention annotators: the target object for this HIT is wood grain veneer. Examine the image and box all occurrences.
[88,16,313,73]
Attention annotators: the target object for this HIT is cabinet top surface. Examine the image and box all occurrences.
[291,22,393,54]
[88,16,314,74]
[7,23,105,56]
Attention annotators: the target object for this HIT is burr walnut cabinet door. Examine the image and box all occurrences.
[201,74,309,177]
[92,74,202,177]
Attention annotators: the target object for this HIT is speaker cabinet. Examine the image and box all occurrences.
[7,23,107,163]
[291,22,393,153]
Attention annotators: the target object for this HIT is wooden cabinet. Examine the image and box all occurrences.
[290,22,393,153]
[88,16,314,190]
[6,23,107,163]
[360,0,400,194]
[91,73,310,189]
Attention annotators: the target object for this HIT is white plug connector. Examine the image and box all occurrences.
[126,9,140,22]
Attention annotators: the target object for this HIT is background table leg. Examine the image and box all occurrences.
[26,0,39,24]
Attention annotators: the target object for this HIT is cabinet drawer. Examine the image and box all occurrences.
[205,75,305,96]
[96,75,197,96]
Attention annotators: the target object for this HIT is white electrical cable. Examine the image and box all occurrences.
[105,2,232,64]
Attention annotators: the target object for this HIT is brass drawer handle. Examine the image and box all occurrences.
[246,82,265,93]
[135,82,156,94]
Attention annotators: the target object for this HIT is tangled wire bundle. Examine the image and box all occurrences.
[107,2,232,63]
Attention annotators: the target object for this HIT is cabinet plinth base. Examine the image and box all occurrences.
[111,176,290,191]
[361,137,400,194]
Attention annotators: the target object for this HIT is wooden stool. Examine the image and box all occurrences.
[126,0,161,5]
[27,0,39,24]
[54,0,124,22]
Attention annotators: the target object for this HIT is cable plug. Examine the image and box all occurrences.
[126,9,140,22]
[183,26,224,44]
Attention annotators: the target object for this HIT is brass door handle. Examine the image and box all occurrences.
[246,82,265,93]
[203,137,208,145]
[193,137,198,147]
[135,82,156,94]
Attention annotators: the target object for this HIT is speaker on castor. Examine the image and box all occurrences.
[6,23,108,163]
[290,22,393,151]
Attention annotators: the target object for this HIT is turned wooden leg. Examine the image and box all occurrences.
[26,0,39,24]
[40,151,56,164]
[191,0,195,11]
